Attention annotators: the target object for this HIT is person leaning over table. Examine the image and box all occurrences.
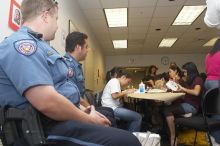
[106,66,122,83]
[0,0,141,145]
[164,62,203,146]
[101,71,142,132]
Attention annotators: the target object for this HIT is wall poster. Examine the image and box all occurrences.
[8,0,21,31]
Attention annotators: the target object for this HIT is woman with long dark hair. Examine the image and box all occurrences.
[164,62,203,146]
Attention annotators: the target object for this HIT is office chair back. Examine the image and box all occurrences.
[95,90,103,107]
[203,87,220,116]
[84,89,97,106]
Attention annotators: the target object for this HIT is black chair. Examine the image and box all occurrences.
[174,87,220,146]
[0,105,48,146]
[95,90,103,107]
[84,89,97,106]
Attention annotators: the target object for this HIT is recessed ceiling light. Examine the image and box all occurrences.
[172,5,206,25]
[104,8,127,27]
[203,37,219,47]
[159,38,178,47]
[113,40,127,49]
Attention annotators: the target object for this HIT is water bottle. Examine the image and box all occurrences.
[139,81,145,93]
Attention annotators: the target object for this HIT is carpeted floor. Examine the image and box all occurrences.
[178,129,209,146]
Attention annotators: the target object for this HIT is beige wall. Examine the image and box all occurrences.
[105,54,206,74]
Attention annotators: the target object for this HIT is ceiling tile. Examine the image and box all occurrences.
[77,0,102,9]
[184,0,206,5]
[157,0,185,6]
[100,0,128,8]
[129,0,157,7]
[153,6,182,17]
[83,9,105,19]
[129,33,146,40]
[150,17,173,27]
[129,7,154,18]
[129,27,147,33]
[129,18,150,27]
[147,26,169,37]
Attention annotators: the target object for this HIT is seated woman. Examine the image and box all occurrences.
[142,65,158,88]
[101,71,142,132]
[164,62,203,146]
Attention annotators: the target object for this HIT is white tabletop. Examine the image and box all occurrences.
[128,92,185,102]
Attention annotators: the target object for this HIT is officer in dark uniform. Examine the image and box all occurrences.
[0,0,141,145]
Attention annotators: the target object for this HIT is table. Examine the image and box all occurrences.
[128,92,185,103]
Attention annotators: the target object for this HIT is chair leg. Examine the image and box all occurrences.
[193,130,198,146]
[207,132,213,146]
[173,124,178,146]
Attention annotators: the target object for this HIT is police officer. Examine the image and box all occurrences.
[64,32,87,97]
[64,31,117,127]
[0,0,141,146]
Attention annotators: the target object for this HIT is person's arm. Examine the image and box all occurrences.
[25,85,110,126]
[111,89,135,99]
[177,84,201,96]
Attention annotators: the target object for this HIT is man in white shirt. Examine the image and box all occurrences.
[102,72,142,132]
[204,0,220,29]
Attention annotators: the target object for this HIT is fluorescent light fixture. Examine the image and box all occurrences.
[104,8,127,27]
[203,37,219,47]
[159,38,177,47]
[113,40,127,49]
[172,5,206,25]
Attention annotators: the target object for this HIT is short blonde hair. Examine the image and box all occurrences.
[21,0,58,22]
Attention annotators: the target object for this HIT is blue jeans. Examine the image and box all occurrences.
[181,103,197,114]
[114,107,142,132]
[204,80,219,91]
[204,80,220,143]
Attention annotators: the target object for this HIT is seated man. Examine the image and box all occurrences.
[0,0,141,145]
[64,31,116,127]
[101,71,142,132]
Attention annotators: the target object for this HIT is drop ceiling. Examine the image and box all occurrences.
[77,0,220,56]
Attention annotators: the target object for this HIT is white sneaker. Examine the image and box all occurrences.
[133,132,161,146]
[210,135,220,146]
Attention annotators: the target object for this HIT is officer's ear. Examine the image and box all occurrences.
[75,44,82,51]
[41,11,49,23]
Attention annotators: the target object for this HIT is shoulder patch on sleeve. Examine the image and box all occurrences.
[14,39,37,56]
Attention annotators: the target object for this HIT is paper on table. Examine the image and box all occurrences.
[147,89,167,93]
[166,80,178,91]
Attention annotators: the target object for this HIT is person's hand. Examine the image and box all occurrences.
[126,88,136,94]
[83,106,92,114]
[88,105,111,127]
[177,83,184,92]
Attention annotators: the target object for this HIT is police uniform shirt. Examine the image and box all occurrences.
[0,26,80,108]
[64,53,85,97]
